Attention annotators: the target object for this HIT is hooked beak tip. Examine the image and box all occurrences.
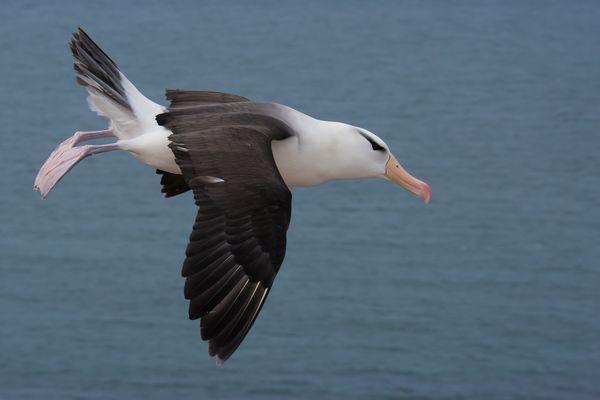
[419,182,432,204]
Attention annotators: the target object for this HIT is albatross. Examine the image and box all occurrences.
[34,28,431,365]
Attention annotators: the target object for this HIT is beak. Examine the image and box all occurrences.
[385,155,431,204]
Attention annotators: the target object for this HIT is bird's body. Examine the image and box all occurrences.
[34,28,431,364]
[111,98,391,187]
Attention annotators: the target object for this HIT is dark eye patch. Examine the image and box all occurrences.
[358,130,386,151]
[367,138,385,151]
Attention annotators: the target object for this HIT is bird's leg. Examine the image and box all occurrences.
[70,129,115,145]
[34,130,120,199]
[50,129,115,150]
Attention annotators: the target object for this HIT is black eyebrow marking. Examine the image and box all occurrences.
[358,131,385,151]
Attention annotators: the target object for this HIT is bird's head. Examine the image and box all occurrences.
[343,126,431,204]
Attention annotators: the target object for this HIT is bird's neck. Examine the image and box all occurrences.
[272,117,369,187]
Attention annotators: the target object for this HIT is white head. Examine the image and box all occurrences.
[327,123,431,203]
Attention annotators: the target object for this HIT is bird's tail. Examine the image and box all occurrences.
[69,27,163,139]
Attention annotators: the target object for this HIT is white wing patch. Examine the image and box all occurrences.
[85,72,164,140]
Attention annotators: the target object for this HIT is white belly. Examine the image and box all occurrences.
[118,128,181,174]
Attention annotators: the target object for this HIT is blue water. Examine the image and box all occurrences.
[1,1,599,399]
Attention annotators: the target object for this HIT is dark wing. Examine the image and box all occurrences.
[166,88,250,108]
[156,169,190,198]
[157,99,293,364]
[156,90,251,197]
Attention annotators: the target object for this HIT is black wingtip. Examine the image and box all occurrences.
[69,27,131,110]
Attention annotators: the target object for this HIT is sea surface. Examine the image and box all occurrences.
[1,1,599,399]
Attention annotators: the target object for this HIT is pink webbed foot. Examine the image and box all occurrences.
[34,130,117,199]
[34,141,92,198]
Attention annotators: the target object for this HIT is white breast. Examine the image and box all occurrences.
[269,107,331,187]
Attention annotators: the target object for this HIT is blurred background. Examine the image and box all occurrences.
[1,1,599,399]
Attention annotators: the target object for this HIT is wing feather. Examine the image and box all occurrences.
[157,95,293,363]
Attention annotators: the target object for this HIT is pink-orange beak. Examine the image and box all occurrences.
[385,155,431,204]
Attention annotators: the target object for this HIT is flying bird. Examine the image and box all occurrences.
[34,28,431,365]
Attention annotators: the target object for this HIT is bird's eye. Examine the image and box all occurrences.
[366,137,385,151]
[357,130,386,151]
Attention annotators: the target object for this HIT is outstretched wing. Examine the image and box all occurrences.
[157,98,293,364]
